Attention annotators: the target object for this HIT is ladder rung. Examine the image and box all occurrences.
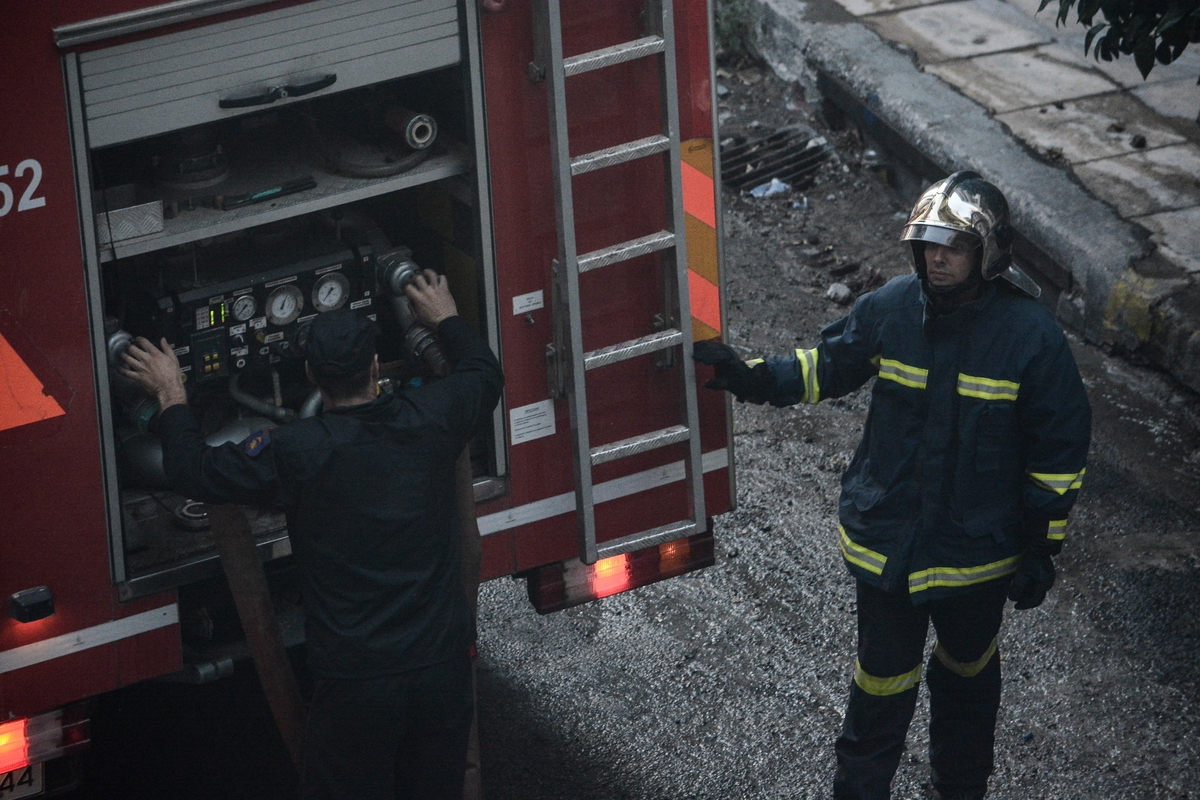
[563,35,666,77]
[591,425,689,467]
[571,135,670,175]
[595,519,698,560]
[584,329,683,370]
[578,230,675,273]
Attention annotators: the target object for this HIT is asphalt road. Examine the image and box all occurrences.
[67,68,1200,800]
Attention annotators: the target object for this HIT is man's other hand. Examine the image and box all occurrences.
[1008,552,1055,610]
[405,269,458,328]
[693,340,773,404]
[119,337,188,410]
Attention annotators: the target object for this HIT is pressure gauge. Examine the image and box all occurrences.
[312,272,350,313]
[266,285,304,326]
[231,294,257,322]
[295,320,312,352]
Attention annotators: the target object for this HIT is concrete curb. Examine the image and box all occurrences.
[739,0,1200,393]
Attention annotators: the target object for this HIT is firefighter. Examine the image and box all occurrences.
[119,271,503,800]
[695,173,1090,800]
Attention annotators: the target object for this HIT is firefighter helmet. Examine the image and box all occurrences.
[901,171,1014,282]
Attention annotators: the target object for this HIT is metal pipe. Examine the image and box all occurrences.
[383,109,439,150]
[377,248,451,378]
[299,389,323,419]
[229,372,292,422]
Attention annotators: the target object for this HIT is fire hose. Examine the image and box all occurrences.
[207,505,307,772]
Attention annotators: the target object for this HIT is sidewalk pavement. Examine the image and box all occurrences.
[740,0,1200,393]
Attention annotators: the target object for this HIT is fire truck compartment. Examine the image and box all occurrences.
[62,1,502,598]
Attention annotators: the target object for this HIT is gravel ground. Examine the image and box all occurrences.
[476,68,1200,800]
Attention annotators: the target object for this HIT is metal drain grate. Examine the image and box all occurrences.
[720,127,832,191]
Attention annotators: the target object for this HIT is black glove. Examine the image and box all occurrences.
[1008,552,1055,610]
[693,341,775,404]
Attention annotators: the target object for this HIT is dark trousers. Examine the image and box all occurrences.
[833,579,1010,800]
[302,652,474,800]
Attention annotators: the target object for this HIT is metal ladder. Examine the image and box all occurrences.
[533,0,706,565]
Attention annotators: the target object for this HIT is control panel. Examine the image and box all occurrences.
[156,238,376,382]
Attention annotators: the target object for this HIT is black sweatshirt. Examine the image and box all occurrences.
[158,316,503,678]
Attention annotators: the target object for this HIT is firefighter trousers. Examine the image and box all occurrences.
[833,578,1011,800]
[301,651,474,800]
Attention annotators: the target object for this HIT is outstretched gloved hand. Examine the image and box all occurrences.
[693,341,775,404]
[1008,552,1055,610]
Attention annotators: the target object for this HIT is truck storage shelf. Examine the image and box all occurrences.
[118,491,291,600]
[96,144,469,262]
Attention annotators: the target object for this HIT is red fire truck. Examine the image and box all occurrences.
[0,0,731,793]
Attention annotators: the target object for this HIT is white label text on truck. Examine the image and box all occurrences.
[0,159,47,217]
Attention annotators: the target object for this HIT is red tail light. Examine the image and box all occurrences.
[0,704,90,773]
[0,721,26,774]
[526,529,716,614]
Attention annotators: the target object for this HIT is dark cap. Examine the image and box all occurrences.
[303,309,377,376]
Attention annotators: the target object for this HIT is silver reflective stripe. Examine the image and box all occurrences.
[839,526,887,576]
[908,555,1021,594]
[933,637,998,678]
[0,605,179,674]
[477,449,729,536]
[796,347,820,403]
[877,358,927,390]
[957,373,1019,401]
[854,659,922,696]
[1028,468,1086,495]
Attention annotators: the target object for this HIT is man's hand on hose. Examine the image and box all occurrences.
[1008,552,1055,610]
[405,269,459,328]
[693,341,775,404]
[119,337,188,411]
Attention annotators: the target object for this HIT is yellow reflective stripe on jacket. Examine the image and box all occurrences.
[854,659,922,696]
[794,347,820,404]
[1047,519,1068,541]
[839,525,887,576]
[1028,467,1086,495]
[877,358,928,390]
[908,554,1021,594]
[957,373,1019,401]
[933,637,998,678]
[746,357,764,366]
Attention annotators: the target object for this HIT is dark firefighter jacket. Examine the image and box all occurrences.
[158,316,504,678]
[760,274,1090,602]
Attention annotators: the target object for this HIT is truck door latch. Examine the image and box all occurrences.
[219,73,337,109]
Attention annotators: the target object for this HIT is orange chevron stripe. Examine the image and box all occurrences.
[681,160,716,229]
[688,269,721,334]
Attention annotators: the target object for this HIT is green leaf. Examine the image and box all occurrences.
[1154,2,1193,37]
[1036,0,1053,12]
[1056,0,1074,26]
[1085,22,1107,54]
[1134,32,1156,77]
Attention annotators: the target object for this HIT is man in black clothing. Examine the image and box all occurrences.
[120,270,503,800]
